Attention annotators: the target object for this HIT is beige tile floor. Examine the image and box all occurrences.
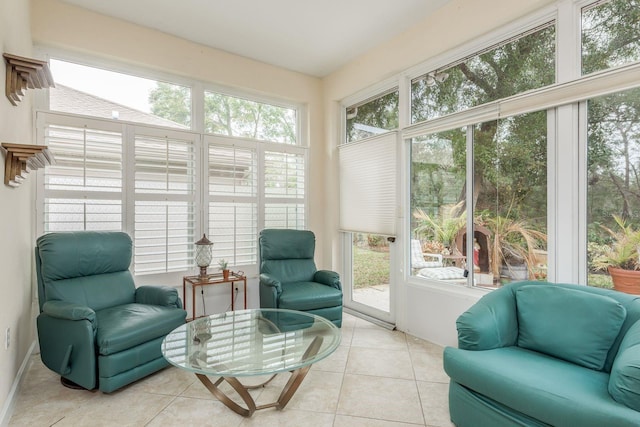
[8,313,454,427]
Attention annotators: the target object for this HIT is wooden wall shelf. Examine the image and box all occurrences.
[3,53,55,106]
[1,143,54,187]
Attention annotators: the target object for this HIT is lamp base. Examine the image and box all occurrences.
[199,266,208,277]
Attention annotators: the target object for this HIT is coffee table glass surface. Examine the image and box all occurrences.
[161,308,341,416]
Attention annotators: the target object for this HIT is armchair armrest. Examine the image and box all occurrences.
[259,273,282,292]
[38,301,98,386]
[135,285,183,308]
[456,286,518,351]
[259,273,282,309]
[314,270,342,290]
[42,300,96,328]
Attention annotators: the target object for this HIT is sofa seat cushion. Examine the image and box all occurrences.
[417,267,465,280]
[279,282,342,311]
[444,346,640,427]
[516,285,626,370]
[96,303,185,355]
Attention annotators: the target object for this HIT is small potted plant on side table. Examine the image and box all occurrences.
[218,259,230,280]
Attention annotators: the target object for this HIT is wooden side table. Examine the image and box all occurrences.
[183,271,247,320]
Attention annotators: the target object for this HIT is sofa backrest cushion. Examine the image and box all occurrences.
[516,285,626,370]
[609,319,640,411]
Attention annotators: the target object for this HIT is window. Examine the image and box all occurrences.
[133,130,198,274]
[409,117,548,287]
[207,142,258,266]
[49,59,191,129]
[472,113,548,286]
[40,115,123,232]
[411,24,555,124]
[410,129,467,282]
[586,87,640,288]
[582,0,640,75]
[204,91,297,144]
[40,59,305,278]
[407,21,553,288]
[346,89,399,143]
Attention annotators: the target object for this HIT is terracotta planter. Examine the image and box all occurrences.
[607,266,640,295]
[223,269,230,280]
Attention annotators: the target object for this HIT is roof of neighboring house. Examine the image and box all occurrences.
[49,84,188,129]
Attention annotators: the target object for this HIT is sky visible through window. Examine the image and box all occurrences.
[50,59,156,113]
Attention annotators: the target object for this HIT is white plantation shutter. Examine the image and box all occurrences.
[134,129,197,274]
[209,202,258,265]
[44,198,122,231]
[339,132,397,236]
[207,141,258,266]
[40,114,124,233]
[264,150,305,229]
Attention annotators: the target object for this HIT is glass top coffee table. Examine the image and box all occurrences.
[162,308,341,417]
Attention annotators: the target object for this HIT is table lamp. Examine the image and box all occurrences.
[195,234,213,276]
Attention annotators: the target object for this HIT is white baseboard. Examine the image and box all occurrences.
[0,340,36,427]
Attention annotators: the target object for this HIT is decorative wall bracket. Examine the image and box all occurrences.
[1,143,55,187]
[3,53,55,106]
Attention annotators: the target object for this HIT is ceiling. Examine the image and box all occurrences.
[61,0,450,77]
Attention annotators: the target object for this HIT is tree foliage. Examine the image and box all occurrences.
[148,86,296,143]
[409,25,554,232]
[584,0,640,237]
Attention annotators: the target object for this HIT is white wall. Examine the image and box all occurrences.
[322,0,556,346]
[0,0,37,420]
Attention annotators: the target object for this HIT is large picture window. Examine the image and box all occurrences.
[204,91,297,144]
[582,0,640,75]
[411,24,555,124]
[346,89,399,143]
[40,60,305,278]
[49,59,191,129]
[587,87,640,289]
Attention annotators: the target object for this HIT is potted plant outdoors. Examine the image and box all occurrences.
[218,259,230,280]
[413,203,466,253]
[592,215,640,295]
[481,214,547,282]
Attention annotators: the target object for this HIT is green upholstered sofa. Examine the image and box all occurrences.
[259,229,343,327]
[35,231,187,393]
[444,281,640,427]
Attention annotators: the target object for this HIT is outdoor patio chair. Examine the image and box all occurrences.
[410,239,444,269]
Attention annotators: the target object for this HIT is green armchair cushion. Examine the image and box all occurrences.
[609,320,640,411]
[516,285,626,370]
[278,282,343,311]
[46,272,136,312]
[96,303,187,355]
[37,231,132,279]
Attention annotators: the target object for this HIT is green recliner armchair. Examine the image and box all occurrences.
[259,229,343,327]
[35,231,187,393]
